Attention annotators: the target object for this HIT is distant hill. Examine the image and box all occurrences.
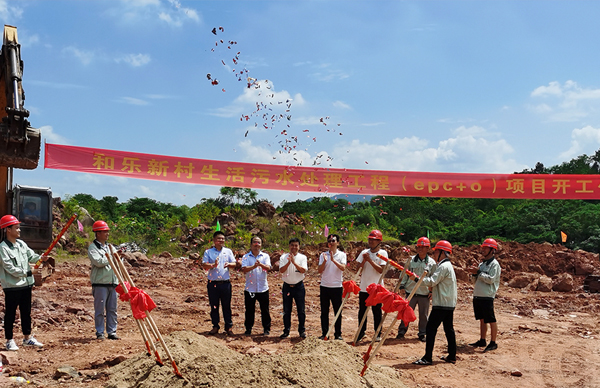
[306,194,373,204]
[331,194,373,204]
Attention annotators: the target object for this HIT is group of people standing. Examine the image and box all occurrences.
[0,214,501,367]
[201,229,502,365]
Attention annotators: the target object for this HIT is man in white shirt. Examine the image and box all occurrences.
[356,229,387,342]
[241,236,272,336]
[202,231,237,335]
[278,237,308,339]
[318,234,347,340]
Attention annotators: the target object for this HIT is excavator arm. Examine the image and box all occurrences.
[0,25,41,170]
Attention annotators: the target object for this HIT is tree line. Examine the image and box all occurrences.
[62,150,600,254]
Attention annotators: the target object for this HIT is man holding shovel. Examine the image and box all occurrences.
[241,236,272,336]
[279,237,308,339]
[355,230,387,343]
[88,220,120,340]
[412,240,457,365]
[468,238,501,352]
[202,231,237,335]
[0,215,49,351]
[397,237,436,341]
[318,234,347,340]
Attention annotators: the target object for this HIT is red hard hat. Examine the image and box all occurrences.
[481,238,498,250]
[368,229,383,241]
[0,215,20,229]
[416,237,431,247]
[92,220,110,232]
[434,240,452,253]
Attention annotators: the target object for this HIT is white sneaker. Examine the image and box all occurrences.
[6,339,19,351]
[23,337,43,347]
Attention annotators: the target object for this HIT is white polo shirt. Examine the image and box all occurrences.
[356,248,387,292]
[279,252,308,285]
[319,249,347,288]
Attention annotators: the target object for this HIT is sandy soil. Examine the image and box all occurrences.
[0,245,599,388]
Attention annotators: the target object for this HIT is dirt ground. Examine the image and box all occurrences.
[0,242,599,387]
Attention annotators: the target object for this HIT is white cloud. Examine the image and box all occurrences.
[0,0,23,21]
[40,126,70,145]
[29,80,86,90]
[529,80,600,122]
[116,97,149,106]
[110,0,200,27]
[559,125,600,160]
[333,100,351,110]
[63,46,96,66]
[19,32,39,48]
[211,81,303,118]
[144,94,176,100]
[115,53,151,67]
[531,81,563,97]
[238,125,523,174]
[310,63,350,82]
[327,125,524,174]
[238,140,336,170]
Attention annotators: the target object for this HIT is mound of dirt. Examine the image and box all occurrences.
[106,331,403,388]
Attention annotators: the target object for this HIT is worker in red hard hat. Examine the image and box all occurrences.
[0,215,49,351]
[411,240,457,365]
[355,229,387,343]
[88,220,120,340]
[468,238,501,353]
[397,237,436,342]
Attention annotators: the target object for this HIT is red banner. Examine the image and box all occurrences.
[44,143,600,200]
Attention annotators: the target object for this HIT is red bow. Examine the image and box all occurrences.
[364,283,417,323]
[115,282,157,320]
[342,280,360,298]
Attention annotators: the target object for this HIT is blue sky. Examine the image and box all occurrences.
[3,0,600,206]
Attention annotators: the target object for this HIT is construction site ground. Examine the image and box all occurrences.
[0,243,599,388]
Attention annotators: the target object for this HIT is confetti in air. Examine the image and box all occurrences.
[206,26,344,167]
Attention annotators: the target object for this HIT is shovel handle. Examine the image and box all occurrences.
[34,213,78,268]
[375,253,416,278]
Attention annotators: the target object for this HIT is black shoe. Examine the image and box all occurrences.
[299,332,306,338]
[244,330,252,336]
[418,335,426,342]
[440,355,456,364]
[413,358,432,365]
[96,333,105,340]
[469,339,486,347]
[263,330,270,336]
[209,327,219,335]
[107,333,120,340]
[318,335,326,340]
[334,335,343,340]
[396,332,405,339]
[280,332,289,339]
[484,342,498,352]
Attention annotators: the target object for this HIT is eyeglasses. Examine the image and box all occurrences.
[327,239,337,243]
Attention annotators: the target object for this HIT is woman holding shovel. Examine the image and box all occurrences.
[0,215,49,351]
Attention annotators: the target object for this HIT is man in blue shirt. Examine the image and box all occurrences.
[241,236,272,336]
[202,231,237,335]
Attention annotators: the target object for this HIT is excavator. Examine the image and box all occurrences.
[0,25,53,265]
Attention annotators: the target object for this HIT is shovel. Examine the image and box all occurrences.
[360,270,428,376]
[352,259,391,346]
[108,246,182,378]
[324,266,362,340]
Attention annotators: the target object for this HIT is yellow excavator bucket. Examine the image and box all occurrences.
[0,25,41,170]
